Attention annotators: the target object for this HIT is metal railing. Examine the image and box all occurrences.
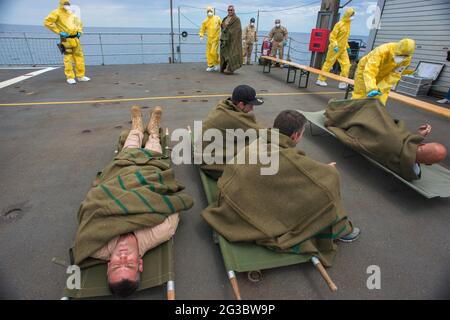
[0,31,313,66]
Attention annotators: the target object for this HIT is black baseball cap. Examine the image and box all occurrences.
[232,85,264,106]
[250,18,255,23]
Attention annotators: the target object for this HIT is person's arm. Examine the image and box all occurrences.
[328,22,341,49]
[378,56,412,94]
[268,28,274,41]
[199,19,207,38]
[284,27,288,41]
[44,10,61,35]
[78,17,83,34]
[363,49,384,93]
[136,214,180,255]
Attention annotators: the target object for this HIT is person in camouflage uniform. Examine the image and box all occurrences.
[268,19,288,67]
[242,17,258,65]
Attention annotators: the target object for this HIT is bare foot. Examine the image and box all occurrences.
[418,124,431,137]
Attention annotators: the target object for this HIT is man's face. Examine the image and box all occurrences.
[228,6,235,16]
[238,102,254,113]
[107,234,143,284]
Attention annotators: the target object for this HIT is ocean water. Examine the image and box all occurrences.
[0,24,368,66]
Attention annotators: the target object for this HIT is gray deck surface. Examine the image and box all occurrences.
[0,63,449,299]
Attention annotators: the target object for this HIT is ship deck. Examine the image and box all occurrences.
[0,63,449,299]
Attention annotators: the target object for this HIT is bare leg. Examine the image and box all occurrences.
[124,106,144,149]
[145,106,163,154]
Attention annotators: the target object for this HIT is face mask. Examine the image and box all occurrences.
[275,24,280,28]
[250,23,254,26]
[349,16,355,21]
[394,55,407,64]
[207,12,213,17]
[64,5,72,11]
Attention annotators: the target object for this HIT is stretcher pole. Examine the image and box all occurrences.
[227,270,242,300]
[311,256,338,292]
[167,280,175,300]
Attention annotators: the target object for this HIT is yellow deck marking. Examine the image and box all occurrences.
[0,91,341,107]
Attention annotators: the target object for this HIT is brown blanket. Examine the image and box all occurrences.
[324,98,424,181]
[202,133,351,267]
[200,98,264,180]
[220,15,243,72]
[73,133,193,267]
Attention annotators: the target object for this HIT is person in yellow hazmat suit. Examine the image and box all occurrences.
[352,38,415,106]
[199,6,222,72]
[44,0,90,85]
[316,8,355,89]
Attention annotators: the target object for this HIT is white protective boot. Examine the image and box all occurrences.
[77,76,91,82]
[206,66,214,72]
[213,65,220,71]
[315,80,328,87]
[67,78,76,85]
[436,98,449,104]
[338,82,348,90]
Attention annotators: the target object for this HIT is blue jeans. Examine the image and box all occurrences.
[446,89,450,99]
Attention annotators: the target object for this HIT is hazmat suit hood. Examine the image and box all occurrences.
[59,0,71,8]
[395,38,415,56]
[206,6,214,17]
[341,8,355,22]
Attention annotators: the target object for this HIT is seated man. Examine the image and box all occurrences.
[200,85,264,179]
[202,110,360,267]
[325,98,447,181]
[72,106,193,297]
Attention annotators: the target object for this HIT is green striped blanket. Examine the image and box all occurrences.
[73,146,193,267]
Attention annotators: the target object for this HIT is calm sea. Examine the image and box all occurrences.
[0,24,368,66]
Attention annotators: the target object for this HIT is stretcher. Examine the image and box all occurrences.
[299,110,450,199]
[61,128,177,299]
[193,129,339,299]
[261,55,450,119]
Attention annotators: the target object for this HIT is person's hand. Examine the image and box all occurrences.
[328,162,337,167]
[76,32,81,38]
[367,90,382,97]
[347,48,351,54]
[333,46,339,53]
[418,124,432,137]
[60,31,69,38]
[200,37,204,42]
[283,40,288,47]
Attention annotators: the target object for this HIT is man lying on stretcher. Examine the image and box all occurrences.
[71,106,193,297]
[202,111,361,267]
[324,98,447,181]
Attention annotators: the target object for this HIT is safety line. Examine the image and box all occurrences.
[0,67,60,90]
[0,91,342,107]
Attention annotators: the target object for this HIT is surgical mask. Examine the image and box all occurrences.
[64,5,72,11]
[394,55,407,64]
[275,23,280,28]
[207,12,213,17]
[349,16,355,21]
[250,22,254,26]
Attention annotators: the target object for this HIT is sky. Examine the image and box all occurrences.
[0,0,377,35]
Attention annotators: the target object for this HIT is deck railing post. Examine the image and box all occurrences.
[98,34,105,66]
[24,32,35,65]
[178,6,182,63]
[141,34,144,64]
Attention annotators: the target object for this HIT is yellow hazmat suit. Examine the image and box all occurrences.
[317,8,355,82]
[199,6,221,68]
[44,0,85,80]
[352,38,415,105]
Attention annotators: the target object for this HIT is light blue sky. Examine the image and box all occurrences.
[0,0,377,35]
